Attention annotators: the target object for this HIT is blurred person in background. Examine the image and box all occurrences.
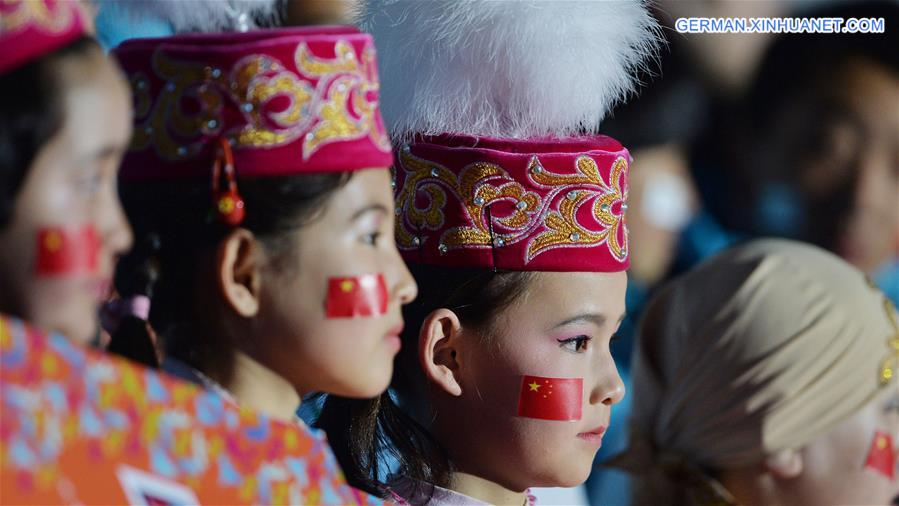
[591,2,896,504]
[614,239,899,506]
[0,0,133,346]
[701,0,899,303]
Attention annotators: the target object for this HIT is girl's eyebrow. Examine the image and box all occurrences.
[551,311,627,331]
[350,203,389,221]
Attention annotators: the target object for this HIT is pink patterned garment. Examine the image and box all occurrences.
[0,314,385,505]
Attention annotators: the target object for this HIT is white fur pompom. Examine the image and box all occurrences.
[357,0,661,139]
[95,0,282,33]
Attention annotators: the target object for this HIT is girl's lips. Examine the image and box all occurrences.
[577,426,607,446]
[385,335,402,351]
[386,323,404,339]
[384,323,404,352]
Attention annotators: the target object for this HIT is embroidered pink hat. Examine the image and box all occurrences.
[395,134,631,272]
[112,26,393,183]
[0,0,87,74]
[359,0,659,272]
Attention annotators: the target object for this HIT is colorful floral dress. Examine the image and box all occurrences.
[0,314,384,504]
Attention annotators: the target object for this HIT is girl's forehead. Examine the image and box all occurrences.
[496,272,627,327]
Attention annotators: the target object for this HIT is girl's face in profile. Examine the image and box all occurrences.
[258,168,418,399]
[0,49,133,344]
[435,270,627,491]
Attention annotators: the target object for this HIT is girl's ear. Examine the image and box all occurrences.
[419,308,464,397]
[216,228,263,318]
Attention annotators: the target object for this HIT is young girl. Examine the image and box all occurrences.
[0,0,133,345]
[0,4,401,502]
[318,1,659,504]
[109,25,418,424]
[614,239,899,506]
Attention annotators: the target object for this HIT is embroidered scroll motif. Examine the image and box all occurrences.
[394,148,628,264]
[129,39,389,162]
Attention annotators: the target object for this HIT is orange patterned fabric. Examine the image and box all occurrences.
[0,314,384,505]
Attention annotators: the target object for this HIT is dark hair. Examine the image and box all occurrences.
[317,263,533,500]
[109,171,352,377]
[0,36,99,228]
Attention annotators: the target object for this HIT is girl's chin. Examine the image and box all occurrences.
[336,373,391,399]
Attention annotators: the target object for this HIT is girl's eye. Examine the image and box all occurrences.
[557,335,591,353]
[885,396,899,414]
[361,232,381,246]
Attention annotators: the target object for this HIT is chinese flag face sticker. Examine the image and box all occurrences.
[516,375,583,421]
[864,431,895,479]
[325,274,388,318]
[34,225,100,276]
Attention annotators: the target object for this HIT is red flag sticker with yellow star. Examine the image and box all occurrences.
[517,375,583,421]
[325,274,388,318]
[35,225,100,276]
[864,431,895,479]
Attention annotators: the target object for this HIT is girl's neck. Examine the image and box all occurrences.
[450,471,526,506]
[223,351,300,422]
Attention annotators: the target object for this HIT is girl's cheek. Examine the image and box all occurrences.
[515,375,583,422]
[863,430,895,480]
[323,274,388,319]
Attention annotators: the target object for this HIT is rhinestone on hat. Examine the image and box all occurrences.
[438,243,448,255]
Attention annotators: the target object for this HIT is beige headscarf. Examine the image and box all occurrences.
[614,239,899,505]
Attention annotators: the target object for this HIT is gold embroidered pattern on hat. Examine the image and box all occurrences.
[1,0,74,34]
[528,156,628,261]
[128,39,389,161]
[395,148,629,263]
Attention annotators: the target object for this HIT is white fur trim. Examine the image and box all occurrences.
[357,0,660,139]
